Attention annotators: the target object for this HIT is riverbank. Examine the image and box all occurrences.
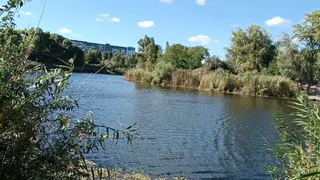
[125,68,300,98]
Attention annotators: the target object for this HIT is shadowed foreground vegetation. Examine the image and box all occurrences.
[0,0,139,179]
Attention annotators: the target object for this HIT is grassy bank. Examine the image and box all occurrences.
[125,68,299,98]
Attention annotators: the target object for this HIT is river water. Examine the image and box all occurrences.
[67,73,292,180]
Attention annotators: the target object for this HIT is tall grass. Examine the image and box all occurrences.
[270,94,320,179]
[125,68,153,83]
[125,68,299,98]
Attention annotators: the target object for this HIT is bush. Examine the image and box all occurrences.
[152,61,174,84]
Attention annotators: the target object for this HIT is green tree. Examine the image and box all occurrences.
[188,46,209,69]
[204,55,229,71]
[276,33,301,80]
[293,10,320,86]
[163,44,189,69]
[70,45,85,66]
[85,49,101,64]
[50,33,65,45]
[125,54,138,68]
[137,35,161,70]
[226,25,276,73]
[163,44,209,69]
[62,38,72,49]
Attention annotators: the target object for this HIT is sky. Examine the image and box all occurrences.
[8,0,320,59]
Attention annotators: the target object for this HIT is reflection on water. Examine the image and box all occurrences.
[67,73,292,180]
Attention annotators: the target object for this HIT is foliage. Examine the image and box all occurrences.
[163,43,209,70]
[169,69,204,89]
[125,54,138,68]
[264,59,280,76]
[137,35,162,71]
[275,33,301,80]
[126,67,298,97]
[204,55,230,71]
[152,60,174,84]
[26,28,84,66]
[0,0,135,179]
[0,0,30,29]
[125,68,153,83]
[85,49,102,64]
[226,25,276,73]
[270,94,320,179]
[293,10,320,84]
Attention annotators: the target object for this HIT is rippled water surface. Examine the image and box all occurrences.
[67,73,292,180]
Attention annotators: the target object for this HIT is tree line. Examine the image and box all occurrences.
[9,9,319,85]
[130,10,319,88]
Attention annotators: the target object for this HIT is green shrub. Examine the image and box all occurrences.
[152,61,174,84]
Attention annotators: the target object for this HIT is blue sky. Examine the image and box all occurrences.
[9,0,319,59]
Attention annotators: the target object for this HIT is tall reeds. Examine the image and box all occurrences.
[270,93,320,179]
[125,68,299,98]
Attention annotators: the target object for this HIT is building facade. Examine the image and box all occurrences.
[70,40,136,55]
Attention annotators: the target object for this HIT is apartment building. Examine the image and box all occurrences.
[70,40,136,55]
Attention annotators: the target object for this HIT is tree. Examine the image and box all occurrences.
[125,54,138,68]
[163,44,209,69]
[50,33,65,45]
[204,55,229,71]
[165,41,170,52]
[70,46,85,66]
[62,38,72,49]
[137,35,162,70]
[84,49,101,64]
[293,10,320,86]
[163,44,189,69]
[276,33,301,80]
[226,25,276,73]
[187,46,209,69]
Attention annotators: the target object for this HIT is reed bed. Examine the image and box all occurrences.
[125,68,299,98]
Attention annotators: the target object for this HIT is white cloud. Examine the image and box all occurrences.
[196,0,206,6]
[160,0,173,4]
[188,35,217,45]
[137,21,155,28]
[58,28,72,34]
[110,17,120,22]
[96,17,104,22]
[96,13,120,23]
[265,16,292,27]
[20,11,32,16]
[58,28,80,36]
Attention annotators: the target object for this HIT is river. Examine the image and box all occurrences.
[67,73,292,180]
